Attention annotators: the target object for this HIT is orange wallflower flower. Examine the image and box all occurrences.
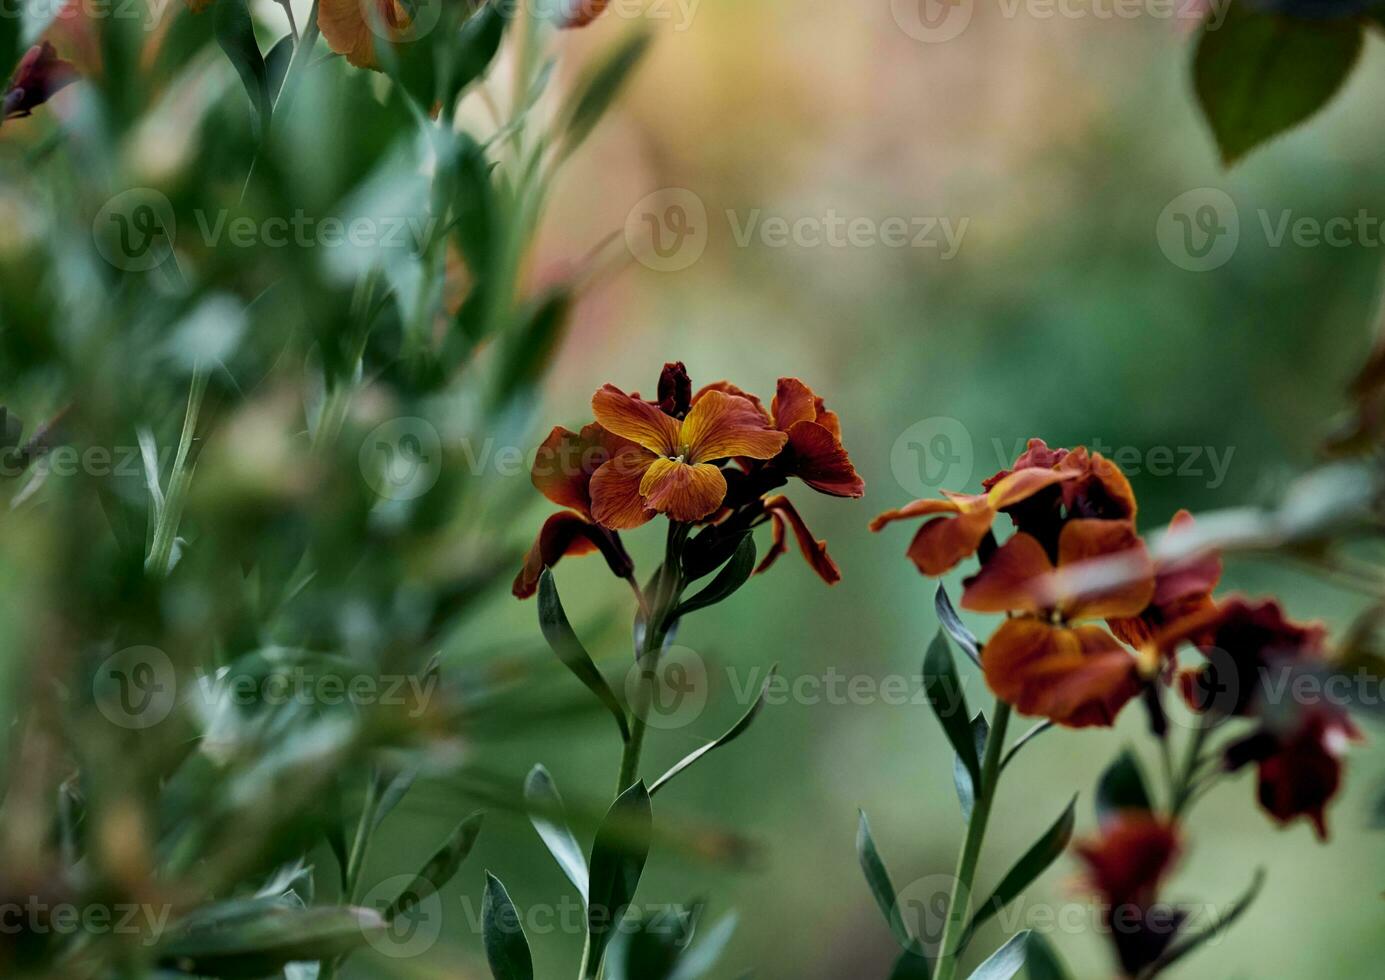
[3,43,76,121]
[962,519,1155,727]
[1075,813,1184,977]
[559,0,613,27]
[870,438,1133,575]
[318,0,415,70]
[1108,510,1221,648]
[588,385,787,526]
[512,423,635,598]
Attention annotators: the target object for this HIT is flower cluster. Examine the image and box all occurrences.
[515,362,864,597]
[873,438,1360,836]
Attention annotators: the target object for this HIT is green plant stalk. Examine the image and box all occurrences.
[933,700,1012,980]
[1170,723,1213,820]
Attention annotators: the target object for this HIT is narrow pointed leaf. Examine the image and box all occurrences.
[924,630,979,792]
[1144,868,1265,975]
[667,912,738,980]
[1000,720,1052,771]
[371,768,418,834]
[1096,749,1152,822]
[673,535,757,619]
[649,664,777,797]
[538,569,630,743]
[967,796,1077,935]
[966,930,1030,980]
[953,712,989,821]
[213,0,271,139]
[936,585,980,665]
[856,810,911,948]
[387,810,485,919]
[483,873,534,980]
[586,781,654,978]
[445,0,508,107]
[562,30,653,158]
[525,764,589,903]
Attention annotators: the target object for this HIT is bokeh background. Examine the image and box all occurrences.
[402,3,1385,978]
[15,0,1382,975]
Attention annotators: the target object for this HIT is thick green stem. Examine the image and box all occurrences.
[933,701,1012,980]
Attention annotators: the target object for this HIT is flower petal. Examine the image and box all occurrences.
[868,496,965,532]
[1059,448,1138,521]
[692,381,770,421]
[319,0,411,70]
[764,495,841,584]
[1054,519,1155,620]
[512,512,601,598]
[559,0,612,27]
[961,532,1052,614]
[640,458,728,522]
[589,449,657,530]
[754,512,788,576]
[982,619,1142,728]
[906,506,994,576]
[771,378,819,431]
[530,423,632,516]
[786,421,865,498]
[592,384,681,455]
[681,388,787,462]
[984,465,1076,510]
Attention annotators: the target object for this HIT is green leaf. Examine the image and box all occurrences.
[967,797,1077,936]
[649,664,777,796]
[1194,1,1364,164]
[483,873,534,980]
[492,289,573,406]
[371,767,418,834]
[265,33,294,102]
[667,912,738,980]
[538,569,631,743]
[586,781,654,978]
[1142,868,1265,975]
[673,535,757,619]
[443,0,509,108]
[0,0,22,86]
[1023,930,1073,980]
[966,930,1030,980]
[605,904,699,980]
[562,30,654,158]
[936,585,980,665]
[213,0,272,140]
[856,810,911,949]
[954,712,989,821]
[682,527,751,582]
[924,630,979,793]
[888,945,932,980]
[386,810,485,919]
[525,764,589,903]
[999,720,1052,771]
[1096,749,1152,822]
[158,905,385,977]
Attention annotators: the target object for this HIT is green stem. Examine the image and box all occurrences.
[1170,723,1212,821]
[933,701,1012,980]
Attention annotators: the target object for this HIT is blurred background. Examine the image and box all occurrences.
[7,0,1385,976]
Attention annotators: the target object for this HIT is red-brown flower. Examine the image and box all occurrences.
[3,43,76,121]
[1224,710,1361,841]
[962,519,1156,727]
[1161,597,1328,718]
[763,378,865,498]
[559,0,612,27]
[1108,510,1221,649]
[1075,813,1184,977]
[512,424,635,598]
[588,385,787,526]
